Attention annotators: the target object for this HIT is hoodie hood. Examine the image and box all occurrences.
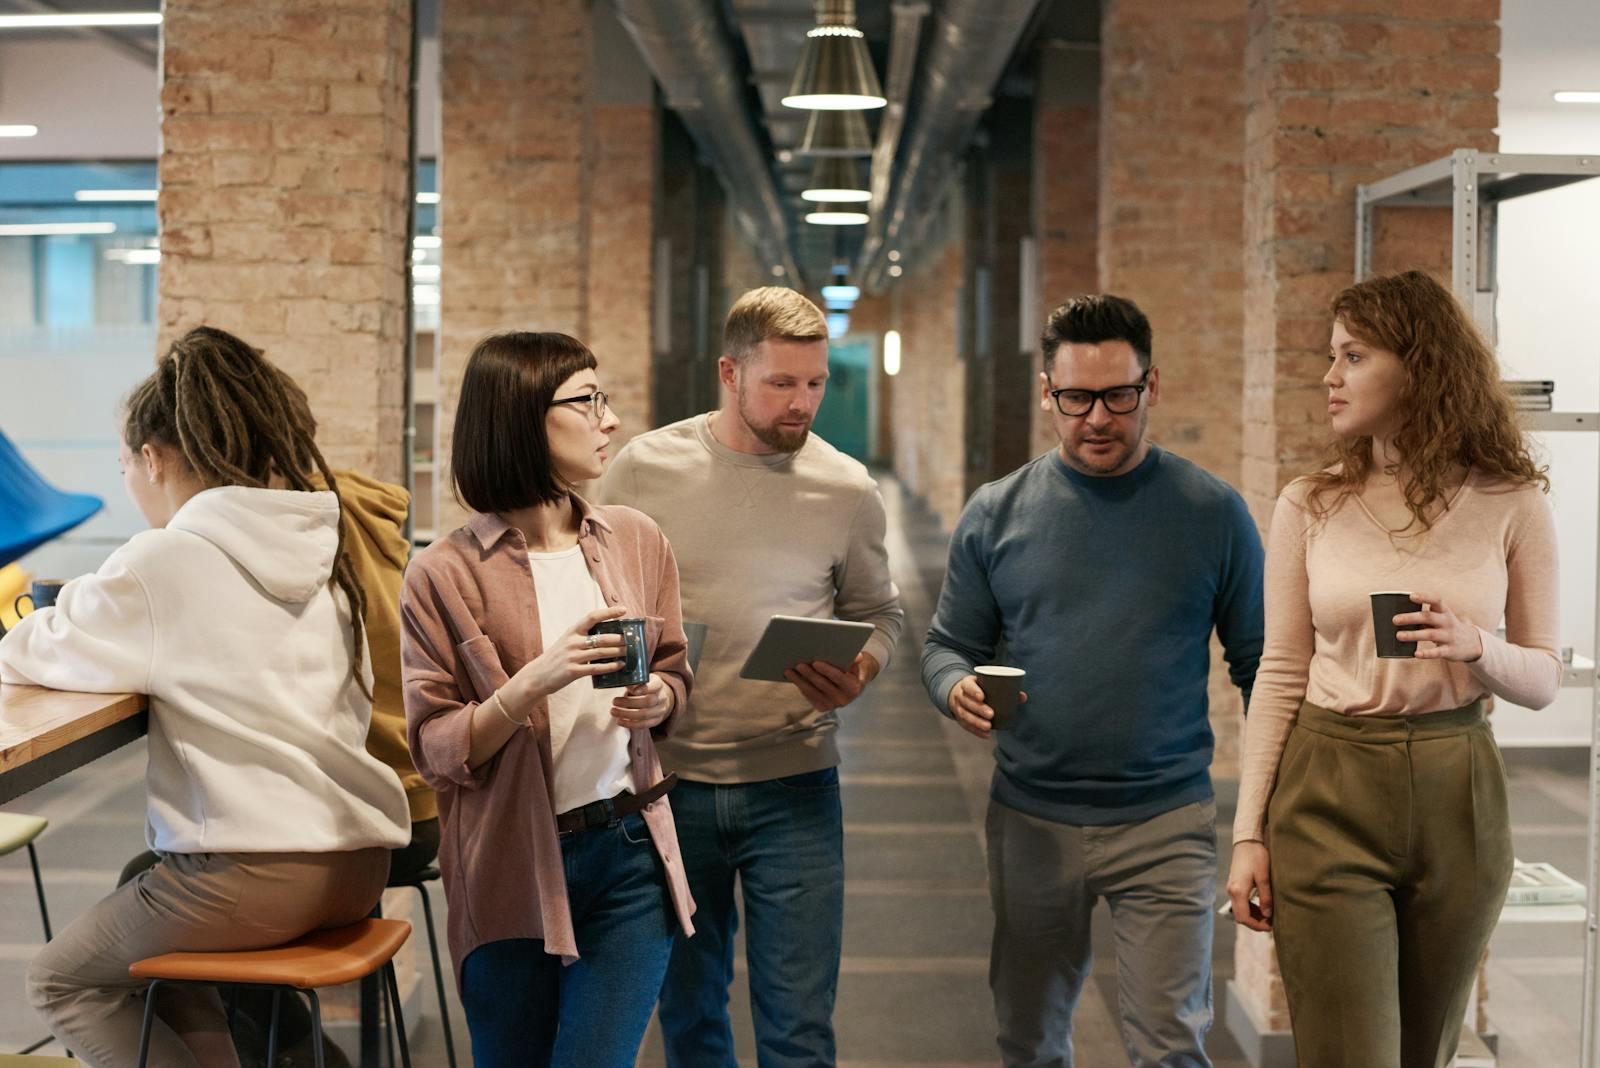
[167,486,340,604]
[321,469,410,573]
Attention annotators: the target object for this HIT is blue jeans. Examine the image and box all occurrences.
[458,811,673,1068]
[658,767,845,1068]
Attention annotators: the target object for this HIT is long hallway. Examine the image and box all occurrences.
[2,471,1593,1066]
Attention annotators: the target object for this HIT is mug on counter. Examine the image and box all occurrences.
[15,579,66,619]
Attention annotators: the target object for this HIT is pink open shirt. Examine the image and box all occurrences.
[400,498,695,975]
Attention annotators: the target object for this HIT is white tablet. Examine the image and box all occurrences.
[738,615,876,683]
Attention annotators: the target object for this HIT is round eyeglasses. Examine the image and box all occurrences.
[1048,370,1149,417]
[551,390,610,421]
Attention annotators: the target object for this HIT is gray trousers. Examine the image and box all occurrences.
[986,796,1217,1068]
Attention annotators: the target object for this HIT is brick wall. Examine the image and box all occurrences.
[1100,0,1248,489]
[1031,97,1098,460]
[587,102,657,448]
[891,237,967,528]
[1240,0,1499,524]
[438,0,659,526]
[158,0,413,482]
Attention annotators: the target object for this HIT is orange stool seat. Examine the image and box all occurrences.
[129,918,411,988]
[129,918,414,1068]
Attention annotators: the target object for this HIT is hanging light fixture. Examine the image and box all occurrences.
[798,108,872,157]
[802,157,869,203]
[805,203,869,226]
[782,0,885,111]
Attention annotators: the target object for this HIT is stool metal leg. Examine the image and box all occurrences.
[265,988,282,1068]
[306,990,326,1068]
[382,962,413,1068]
[135,978,163,1068]
[26,841,52,941]
[412,883,457,1068]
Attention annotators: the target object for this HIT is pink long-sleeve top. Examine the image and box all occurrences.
[1233,470,1561,844]
[400,499,695,977]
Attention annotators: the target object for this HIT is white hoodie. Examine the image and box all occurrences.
[0,486,410,853]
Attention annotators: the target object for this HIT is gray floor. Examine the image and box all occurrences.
[1,473,1592,1066]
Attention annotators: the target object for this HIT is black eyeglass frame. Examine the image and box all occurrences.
[550,390,610,421]
[1047,370,1151,417]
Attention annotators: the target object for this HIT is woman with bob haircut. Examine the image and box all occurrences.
[400,331,694,1068]
[0,326,409,1068]
[1226,270,1560,1067]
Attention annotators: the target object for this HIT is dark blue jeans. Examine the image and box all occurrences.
[458,811,673,1068]
[658,767,845,1068]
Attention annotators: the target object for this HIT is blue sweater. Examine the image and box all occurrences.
[921,446,1264,826]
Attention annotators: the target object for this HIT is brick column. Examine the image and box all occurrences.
[1241,1,1499,523]
[439,0,588,528]
[1031,42,1099,460]
[158,0,414,482]
[891,237,967,527]
[1099,0,1247,487]
[584,6,658,453]
[1100,0,1250,774]
[1234,0,1499,1034]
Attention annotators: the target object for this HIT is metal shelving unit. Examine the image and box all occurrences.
[1357,150,1600,1068]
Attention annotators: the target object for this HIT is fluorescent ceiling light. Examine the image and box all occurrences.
[0,222,117,235]
[105,247,160,264]
[411,263,441,281]
[0,125,39,138]
[1553,91,1600,104]
[826,312,850,338]
[883,329,901,376]
[413,284,440,306]
[0,13,162,28]
[413,235,442,249]
[75,189,158,202]
[821,283,860,301]
[805,205,868,226]
[416,192,440,204]
[802,157,869,203]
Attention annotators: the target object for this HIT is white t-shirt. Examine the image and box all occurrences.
[528,545,635,813]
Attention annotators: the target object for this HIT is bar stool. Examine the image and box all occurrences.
[129,918,414,1068]
[383,866,456,1068]
[1,813,56,1056]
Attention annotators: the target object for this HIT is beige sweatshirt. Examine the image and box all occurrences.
[596,413,904,783]
[1234,470,1561,844]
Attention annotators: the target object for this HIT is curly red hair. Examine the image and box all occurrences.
[1304,270,1547,527]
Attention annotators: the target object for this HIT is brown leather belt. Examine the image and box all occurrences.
[555,773,678,836]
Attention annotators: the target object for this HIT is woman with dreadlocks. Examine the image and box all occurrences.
[0,325,409,1068]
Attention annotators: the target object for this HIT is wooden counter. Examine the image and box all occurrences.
[0,683,148,804]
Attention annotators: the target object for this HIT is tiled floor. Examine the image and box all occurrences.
[2,472,1593,1066]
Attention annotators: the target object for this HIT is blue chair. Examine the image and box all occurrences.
[0,427,102,570]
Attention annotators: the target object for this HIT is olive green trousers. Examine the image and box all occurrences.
[1266,699,1512,1068]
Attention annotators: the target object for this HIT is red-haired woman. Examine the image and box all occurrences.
[1226,270,1560,1067]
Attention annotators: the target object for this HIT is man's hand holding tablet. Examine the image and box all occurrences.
[738,615,878,711]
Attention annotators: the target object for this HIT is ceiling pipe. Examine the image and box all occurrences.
[864,3,928,235]
[857,0,1041,288]
[613,0,805,286]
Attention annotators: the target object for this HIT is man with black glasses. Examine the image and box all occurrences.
[921,294,1264,1067]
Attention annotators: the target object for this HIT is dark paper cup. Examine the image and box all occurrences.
[589,617,649,689]
[975,666,1026,730]
[1371,591,1425,659]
